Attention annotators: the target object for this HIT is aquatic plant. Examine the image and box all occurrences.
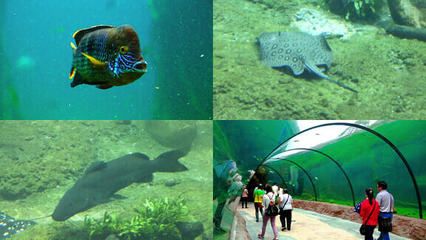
[325,0,383,20]
[84,197,189,240]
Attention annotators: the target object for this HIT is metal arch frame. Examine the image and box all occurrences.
[266,159,318,201]
[271,148,356,206]
[262,165,288,189]
[259,122,423,219]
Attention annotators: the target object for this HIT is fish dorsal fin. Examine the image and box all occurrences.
[84,161,107,174]
[129,152,150,161]
[73,25,114,45]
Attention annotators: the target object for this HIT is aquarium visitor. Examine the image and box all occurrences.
[254,184,265,222]
[213,160,239,232]
[241,186,249,208]
[376,181,395,240]
[359,188,380,240]
[258,185,279,240]
[279,188,293,231]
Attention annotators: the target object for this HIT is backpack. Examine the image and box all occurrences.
[265,194,279,216]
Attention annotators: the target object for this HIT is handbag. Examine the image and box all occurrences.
[360,201,376,235]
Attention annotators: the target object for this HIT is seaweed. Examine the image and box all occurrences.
[84,197,188,240]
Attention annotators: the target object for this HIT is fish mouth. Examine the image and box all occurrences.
[133,60,147,73]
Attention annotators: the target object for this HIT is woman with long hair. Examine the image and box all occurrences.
[360,188,380,240]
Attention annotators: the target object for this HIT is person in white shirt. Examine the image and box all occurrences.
[376,181,394,240]
[279,188,293,231]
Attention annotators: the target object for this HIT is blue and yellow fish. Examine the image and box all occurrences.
[69,25,147,89]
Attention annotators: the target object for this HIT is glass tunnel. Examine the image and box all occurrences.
[213,120,426,229]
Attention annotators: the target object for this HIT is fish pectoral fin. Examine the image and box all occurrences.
[69,67,76,80]
[111,194,127,200]
[70,42,77,50]
[81,52,107,68]
[96,84,113,90]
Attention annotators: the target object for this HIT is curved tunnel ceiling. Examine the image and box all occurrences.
[257,122,423,219]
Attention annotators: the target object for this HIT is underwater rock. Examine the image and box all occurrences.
[291,8,354,39]
[388,0,424,27]
[176,221,204,240]
[165,178,180,187]
[104,234,120,240]
[145,121,197,150]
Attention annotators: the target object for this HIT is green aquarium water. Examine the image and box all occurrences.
[214,120,426,220]
[0,121,212,240]
[213,0,426,119]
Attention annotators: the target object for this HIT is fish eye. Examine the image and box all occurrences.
[119,46,129,54]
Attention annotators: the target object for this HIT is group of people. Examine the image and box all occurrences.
[241,180,395,240]
[358,181,395,240]
[243,183,293,240]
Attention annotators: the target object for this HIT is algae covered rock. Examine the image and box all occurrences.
[388,0,425,27]
[145,121,197,150]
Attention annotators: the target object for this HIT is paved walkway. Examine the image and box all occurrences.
[237,203,408,240]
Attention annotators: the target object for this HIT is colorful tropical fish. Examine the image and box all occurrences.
[69,25,147,89]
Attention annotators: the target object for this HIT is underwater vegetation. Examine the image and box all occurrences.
[84,197,200,240]
[325,0,384,20]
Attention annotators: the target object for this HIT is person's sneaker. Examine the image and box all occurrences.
[281,227,285,231]
[257,233,264,239]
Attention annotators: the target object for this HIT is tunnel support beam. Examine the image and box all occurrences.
[262,122,423,219]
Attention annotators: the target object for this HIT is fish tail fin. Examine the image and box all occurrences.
[155,150,188,172]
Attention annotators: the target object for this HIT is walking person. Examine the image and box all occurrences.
[279,188,293,231]
[254,184,265,222]
[359,188,380,240]
[258,185,279,240]
[376,181,395,240]
[241,186,249,208]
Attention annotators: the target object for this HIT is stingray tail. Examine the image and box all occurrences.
[325,78,358,93]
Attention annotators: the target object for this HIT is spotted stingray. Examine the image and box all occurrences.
[257,31,357,92]
[0,212,35,239]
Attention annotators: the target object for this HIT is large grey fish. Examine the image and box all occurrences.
[257,31,357,92]
[0,212,34,239]
[52,150,188,221]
